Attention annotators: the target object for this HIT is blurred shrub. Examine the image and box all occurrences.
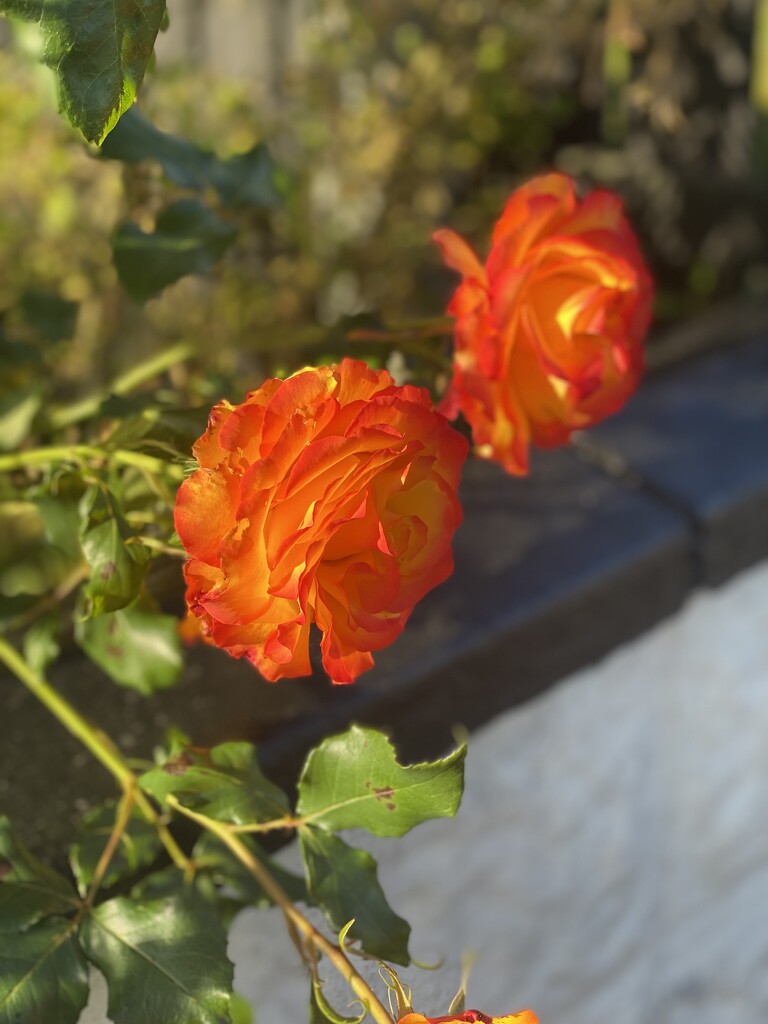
[0,0,766,419]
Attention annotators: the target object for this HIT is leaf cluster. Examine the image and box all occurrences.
[0,725,466,1023]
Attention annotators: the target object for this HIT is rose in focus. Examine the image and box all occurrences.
[398,1011,538,1023]
[175,359,468,684]
[435,173,653,475]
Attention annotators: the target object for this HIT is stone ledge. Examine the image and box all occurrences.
[589,335,768,587]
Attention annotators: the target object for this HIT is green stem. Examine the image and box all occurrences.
[0,638,190,872]
[0,445,185,480]
[167,798,394,1024]
[230,816,301,835]
[47,341,196,431]
[84,785,137,908]
[126,536,186,559]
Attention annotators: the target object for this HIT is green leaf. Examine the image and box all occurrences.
[19,289,78,344]
[79,486,150,616]
[0,882,68,934]
[192,832,308,908]
[0,817,78,930]
[102,107,280,209]
[79,887,233,1024]
[140,742,289,826]
[299,828,410,965]
[0,390,41,452]
[0,917,88,1024]
[0,497,81,603]
[69,801,162,897]
[33,494,82,564]
[0,821,84,1024]
[101,106,213,188]
[22,614,60,676]
[113,200,237,302]
[76,601,182,694]
[296,726,466,837]
[209,144,281,209]
[0,0,167,143]
[80,517,149,615]
[230,992,253,1024]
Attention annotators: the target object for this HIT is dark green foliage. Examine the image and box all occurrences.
[0,0,167,143]
[102,107,281,209]
[140,741,290,826]
[113,200,237,302]
[80,885,234,1024]
[76,600,183,694]
[300,828,411,965]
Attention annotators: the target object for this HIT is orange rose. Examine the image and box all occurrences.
[174,358,467,684]
[434,173,652,475]
[398,1011,538,1023]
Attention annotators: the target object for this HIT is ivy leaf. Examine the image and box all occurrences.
[79,887,233,1024]
[140,742,290,826]
[0,0,166,144]
[192,833,308,908]
[0,917,88,1024]
[113,200,237,302]
[296,726,466,837]
[0,817,78,930]
[76,601,183,694]
[69,801,162,897]
[300,828,410,965]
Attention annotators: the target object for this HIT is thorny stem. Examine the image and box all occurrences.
[167,797,395,1024]
[0,638,191,873]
